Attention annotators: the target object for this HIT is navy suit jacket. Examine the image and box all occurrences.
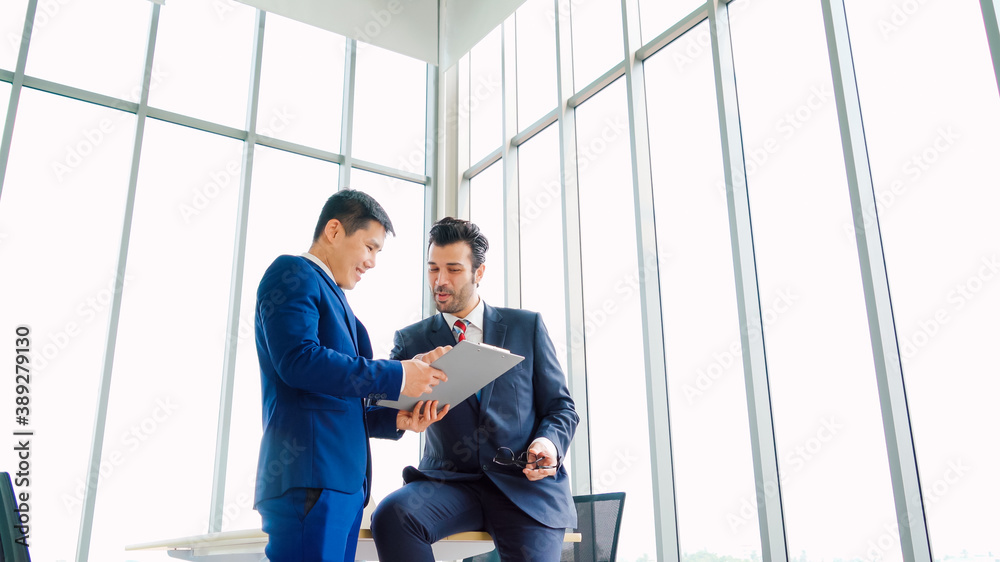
[390,304,579,529]
[254,255,403,508]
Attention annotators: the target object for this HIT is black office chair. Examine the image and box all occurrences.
[464,492,626,562]
[464,548,501,562]
[562,492,626,562]
[0,472,31,561]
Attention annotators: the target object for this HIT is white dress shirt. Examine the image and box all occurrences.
[442,296,486,345]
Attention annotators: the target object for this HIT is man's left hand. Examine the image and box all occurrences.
[396,400,450,433]
[523,438,559,481]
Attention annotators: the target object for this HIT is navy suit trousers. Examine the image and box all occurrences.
[371,477,565,562]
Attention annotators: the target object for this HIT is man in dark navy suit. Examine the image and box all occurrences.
[371,217,579,562]
[253,190,451,562]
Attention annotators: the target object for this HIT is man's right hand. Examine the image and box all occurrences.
[400,359,448,397]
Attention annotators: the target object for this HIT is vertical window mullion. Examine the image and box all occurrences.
[820,1,933,560]
[980,0,1000,96]
[621,0,680,560]
[708,2,790,561]
[501,17,521,309]
[339,38,357,189]
[555,0,593,496]
[76,4,160,561]
[208,7,265,535]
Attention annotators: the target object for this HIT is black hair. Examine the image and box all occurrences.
[312,189,395,242]
[427,217,489,270]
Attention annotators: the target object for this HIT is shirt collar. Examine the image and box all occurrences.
[443,296,485,332]
[301,252,336,285]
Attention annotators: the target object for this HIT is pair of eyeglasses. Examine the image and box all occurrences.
[493,447,561,470]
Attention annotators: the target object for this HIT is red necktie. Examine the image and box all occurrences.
[453,319,481,401]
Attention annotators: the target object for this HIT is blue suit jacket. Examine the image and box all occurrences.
[390,304,579,529]
[254,255,403,507]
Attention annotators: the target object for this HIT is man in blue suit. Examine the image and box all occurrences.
[254,190,451,562]
[371,217,579,561]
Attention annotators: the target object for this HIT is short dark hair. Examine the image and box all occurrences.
[313,189,395,242]
[428,217,489,270]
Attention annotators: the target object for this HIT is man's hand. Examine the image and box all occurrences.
[396,400,450,432]
[414,345,451,364]
[523,438,559,481]
[400,359,447,397]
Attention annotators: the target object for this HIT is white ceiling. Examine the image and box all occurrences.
[233,0,528,69]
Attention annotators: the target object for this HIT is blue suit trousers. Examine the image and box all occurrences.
[258,486,365,562]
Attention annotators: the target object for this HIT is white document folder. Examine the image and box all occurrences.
[378,340,525,411]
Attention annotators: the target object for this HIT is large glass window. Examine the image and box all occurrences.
[570,0,624,91]
[469,162,506,307]
[730,1,900,560]
[517,124,567,371]
[468,28,503,164]
[515,0,558,130]
[6,0,1000,557]
[0,89,134,562]
[645,22,762,560]
[0,0,437,556]
[352,42,427,171]
[148,0,256,128]
[257,14,345,152]
[575,78,655,561]
[638,0,703,43]
[87,120,241,560]
[844,1,1000,557]
[0,0,28,71]
[458,52,471,167]
[223,147,340,532]
[24,0,149,99]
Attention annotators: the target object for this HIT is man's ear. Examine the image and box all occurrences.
[324,219,343,242]
[474,264,486,285]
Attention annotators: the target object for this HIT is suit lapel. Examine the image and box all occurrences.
[482,304,507,348]
[430,313,459,349]
[303,257,359,355]
[478,304,506,415]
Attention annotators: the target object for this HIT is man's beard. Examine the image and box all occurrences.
[433,284,474,314]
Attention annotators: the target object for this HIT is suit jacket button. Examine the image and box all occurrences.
[482,464,489,471]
